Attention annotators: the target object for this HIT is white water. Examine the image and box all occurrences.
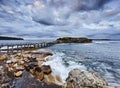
[42,52,87,83]
[44,41,120,86]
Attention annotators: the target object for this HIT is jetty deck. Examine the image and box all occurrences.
[0,42,54,54]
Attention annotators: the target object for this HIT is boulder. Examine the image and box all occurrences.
[15,66,24,70]
[14,71,62,88]
[6,60,12,64]
[41,65,52,74]
[66,69,108,88]
[39,49,53,57]
[104,86,120,88]
[18,60,24,65]
[0,54,8,61]
[43,52,53,57]
[34,67,44,81]
[14,71,23,77]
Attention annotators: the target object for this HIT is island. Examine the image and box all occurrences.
[54,37,92,44]
[0,36,24,40]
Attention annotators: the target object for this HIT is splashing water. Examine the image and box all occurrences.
[44,41,120,86]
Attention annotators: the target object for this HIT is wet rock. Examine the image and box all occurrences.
[39,49,53,57]
[43,52,53,57]
[29,62,38,67]
[34,67,44,81]
[55,75,62,83]
[44,74,55,84]
[7,71,14,79]
[35,67,42,72]
[14,71,23,77]
[38,60,45,66]
[14,71,62,88]
[66,69,108,88]
[24,63,30,71]
[41,65,52,74]
[29,57,37,62]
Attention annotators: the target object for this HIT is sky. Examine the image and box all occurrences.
[0,0,120,39]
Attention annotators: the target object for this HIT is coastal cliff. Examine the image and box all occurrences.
[0,36,24,40]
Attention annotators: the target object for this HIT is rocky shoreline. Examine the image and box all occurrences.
[0,49,119,88]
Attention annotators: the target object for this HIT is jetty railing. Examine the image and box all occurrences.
[0,42,54,55]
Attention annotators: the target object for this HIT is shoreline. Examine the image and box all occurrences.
[0,48,120,88]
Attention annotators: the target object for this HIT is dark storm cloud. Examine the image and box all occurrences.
[33,19,54,26]
[0,0,120,39]
[70,0,111,11]
[32,0,113,26]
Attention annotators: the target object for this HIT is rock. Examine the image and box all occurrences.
[13,63,18,68]
[14,71,23,77]
[29,57,37,62]
[39,49,53,57]
[29,62,38,67]
[104,86,120,88]
[7,71,14,79]
[11,58,18,63]
[24,63,30,71]
[66,69,108,88]
[43,52,53,57]
[35,67,44,81]
[55,75,62,83]
[15,66,24,70]
[0,54,8,61]
[24,58,30,62]
[6,60,12,64]
[9,67,14,71]
[14,71,62,88]
[35,67,42,72]
[18,60,24,65]
[41,65,52,74]
[38,60,44,66]
[44,74,55,83]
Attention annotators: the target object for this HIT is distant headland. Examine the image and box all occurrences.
[54,37,92,43]
[0,36,24,40]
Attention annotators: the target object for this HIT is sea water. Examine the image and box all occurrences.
[0,40,120,86]
[45,40,120,86]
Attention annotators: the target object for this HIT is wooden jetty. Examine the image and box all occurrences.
[0,42,54,55]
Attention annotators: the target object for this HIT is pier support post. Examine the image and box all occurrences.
[11,46,14,54]
[7,46,9,54]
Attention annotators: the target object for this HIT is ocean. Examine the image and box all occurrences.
[0,40,120,86]
[45,40,120,86]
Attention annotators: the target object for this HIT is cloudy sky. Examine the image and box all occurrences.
[0,0,120,39]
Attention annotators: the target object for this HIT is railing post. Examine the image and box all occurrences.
[7,45,9,54]
[11,45,14,54]
[0,46,1,55]
[17,45,19,53]
[20,45,22,54]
